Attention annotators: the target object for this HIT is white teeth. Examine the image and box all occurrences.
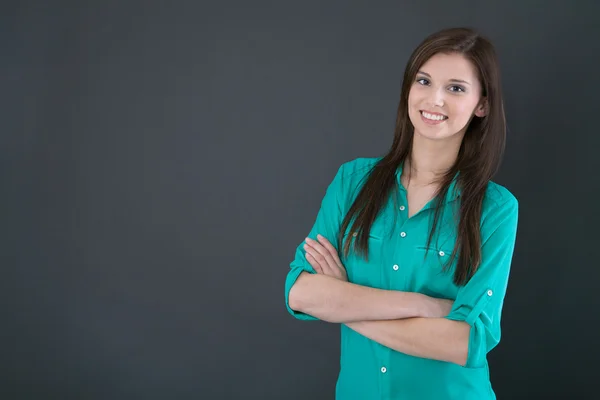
[421,111,447,121]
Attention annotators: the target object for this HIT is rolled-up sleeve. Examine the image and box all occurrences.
[445,195,519,368]
[284,163,346,320]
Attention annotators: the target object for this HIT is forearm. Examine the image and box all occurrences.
[346,318,470,366]
[288,272,426,323]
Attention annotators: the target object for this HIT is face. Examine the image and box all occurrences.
[407,52,487,143]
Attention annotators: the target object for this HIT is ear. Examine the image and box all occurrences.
[474,97,488,117]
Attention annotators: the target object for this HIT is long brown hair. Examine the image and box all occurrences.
[337,27,506,286]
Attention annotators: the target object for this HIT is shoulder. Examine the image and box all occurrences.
[328,157,382,203]
[480,180,519,239]
[483,180,518,210]
[338,156,381,181]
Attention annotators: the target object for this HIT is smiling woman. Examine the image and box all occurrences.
[284,27,518,400]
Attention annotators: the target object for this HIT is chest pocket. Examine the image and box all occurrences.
[414,245,459,298]
[341,218,390,289]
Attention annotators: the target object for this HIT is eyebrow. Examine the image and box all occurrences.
[417,71,471,85]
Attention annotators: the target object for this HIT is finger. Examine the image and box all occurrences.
[305,238,337,275]
[316,234,344,268]
[303,243,324,273]
[315,235,348,281]
[305,252,323,274]
[304,242,332,275]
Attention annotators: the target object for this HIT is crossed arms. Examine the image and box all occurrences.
[288,265,470,366]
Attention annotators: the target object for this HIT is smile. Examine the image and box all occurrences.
[420,110,448,121]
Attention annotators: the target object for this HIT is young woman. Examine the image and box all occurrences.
[284,27,519,399]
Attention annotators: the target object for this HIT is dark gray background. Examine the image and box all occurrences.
[3,1,599,399]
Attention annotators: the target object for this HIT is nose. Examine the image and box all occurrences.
[430,87,445,107]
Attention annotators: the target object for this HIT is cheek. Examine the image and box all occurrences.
[449,103,476,123]
[407,92,422,123]
[407,90,424,116]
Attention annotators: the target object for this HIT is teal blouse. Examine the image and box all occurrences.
[284,157,519,399]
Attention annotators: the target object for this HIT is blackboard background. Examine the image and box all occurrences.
[3,1,599,399]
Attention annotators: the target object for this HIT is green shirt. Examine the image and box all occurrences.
[284,157,519,400]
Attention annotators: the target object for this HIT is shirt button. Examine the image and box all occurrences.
[352,232,358,237]
[439,251,445,256]
[400,232,406,238]
[487,289,493,296]
[399,205,405,211]
[381,367,387,373]
[393,264,399,270]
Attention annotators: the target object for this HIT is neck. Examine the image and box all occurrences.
[405,134,460,183]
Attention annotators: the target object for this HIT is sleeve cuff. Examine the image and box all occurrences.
[445,288,495,368]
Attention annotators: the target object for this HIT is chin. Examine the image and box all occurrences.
[414,129,450,141]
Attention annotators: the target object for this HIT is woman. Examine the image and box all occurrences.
[284,27,519,399]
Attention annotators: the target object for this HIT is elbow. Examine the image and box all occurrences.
[457,334,469,367]
[449,348,469,368]
[288,271,311,312]
[453,321,471,367]
[288,285,302,312]
[286,272,342,322]
[454,320,494,368]
[455,348,468,367]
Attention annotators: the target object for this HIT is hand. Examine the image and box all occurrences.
[303,234,348,282]
[420,294,454,318]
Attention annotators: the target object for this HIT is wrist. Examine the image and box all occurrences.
[413,293,431,318]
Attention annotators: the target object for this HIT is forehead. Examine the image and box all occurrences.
[419,52,479,82]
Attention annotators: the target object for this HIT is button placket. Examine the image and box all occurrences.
[392,200,411,290]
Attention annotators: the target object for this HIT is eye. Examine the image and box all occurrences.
[416,77,429,85]
[449,85,466,93]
